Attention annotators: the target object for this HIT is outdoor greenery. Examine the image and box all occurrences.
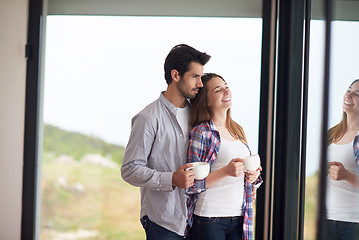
[40,161,144,240]
[40,124,144,240]
[304,173,319,240]
[43,124,125,164]
[40,123,317,240]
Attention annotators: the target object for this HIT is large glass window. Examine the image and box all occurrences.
[39,16,263,239]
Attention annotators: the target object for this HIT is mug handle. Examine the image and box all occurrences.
[185,166,195,171]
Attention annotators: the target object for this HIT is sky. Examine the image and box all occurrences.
[42,16,359,176]
[43,16,262,148]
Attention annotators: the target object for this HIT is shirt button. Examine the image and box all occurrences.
[180,134,183,137]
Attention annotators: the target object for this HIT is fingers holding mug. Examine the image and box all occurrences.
[185,162,210,180]
[243,154,261,183]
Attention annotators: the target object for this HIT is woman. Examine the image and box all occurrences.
[186,73,262,240]
[327,79,359,240]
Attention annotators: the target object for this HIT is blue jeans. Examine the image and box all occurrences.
[327,220,359,240]
[190,215,243,240]
[140,216,187,240]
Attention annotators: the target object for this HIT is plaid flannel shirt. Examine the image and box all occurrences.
[185,121,262,240]
[354,133,359,166]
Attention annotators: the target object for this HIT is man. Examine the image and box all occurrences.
[121,44,211,239]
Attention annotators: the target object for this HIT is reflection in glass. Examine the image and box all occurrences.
[305,11,359,238]
[325,16,359,239]
[326,79,359,239]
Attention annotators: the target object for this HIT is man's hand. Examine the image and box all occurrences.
[172,163,195,188]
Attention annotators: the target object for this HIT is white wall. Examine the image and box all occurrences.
[0,0,28,239]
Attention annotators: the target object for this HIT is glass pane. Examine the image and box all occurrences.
[39,16,263,239]
[325,10,359,239]
[304,0,328,236]
[304,18,326,240]
[304,1,359,239]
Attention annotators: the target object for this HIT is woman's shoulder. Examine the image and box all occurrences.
[191,121,212,132]
[190,121,220,141]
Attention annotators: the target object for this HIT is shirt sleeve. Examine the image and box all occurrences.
[354,134,359,166]
[186,126,207,194]
[120,113,174,192]
[252,175,263,189]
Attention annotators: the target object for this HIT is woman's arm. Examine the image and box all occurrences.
[205,158,244,188]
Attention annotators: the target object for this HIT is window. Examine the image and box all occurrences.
[26,0,359,239]
[39,15,263,239]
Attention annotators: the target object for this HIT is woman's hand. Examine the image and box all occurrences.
[224,158,244,177]
[328,161,359,188]
[328,161,348,181]
[245,166,262,183]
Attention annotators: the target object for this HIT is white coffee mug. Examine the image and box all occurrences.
[244,154,261,171]
[185,162,210,180]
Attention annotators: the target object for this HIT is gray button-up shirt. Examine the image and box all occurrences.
[121,92,191,236]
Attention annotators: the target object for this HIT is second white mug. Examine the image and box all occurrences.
[244,154,261,171]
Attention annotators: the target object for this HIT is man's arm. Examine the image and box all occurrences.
[121,113,194,191]
[121,113,174,191]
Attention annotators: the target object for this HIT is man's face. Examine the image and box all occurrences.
[177,62,204,99]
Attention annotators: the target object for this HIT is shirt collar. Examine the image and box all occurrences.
[208,121,218,132]
[204,121,220,136]
[159,91,191,116]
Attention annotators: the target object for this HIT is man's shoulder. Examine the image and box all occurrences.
[135,97,162,117]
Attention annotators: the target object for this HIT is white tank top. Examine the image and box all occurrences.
[194,138,250,217]
[326,141,359,223]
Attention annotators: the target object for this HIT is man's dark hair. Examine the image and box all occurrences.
[164,44,211,84]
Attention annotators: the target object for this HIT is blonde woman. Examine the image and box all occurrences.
[186,73,262,240]
[327,79,359,240]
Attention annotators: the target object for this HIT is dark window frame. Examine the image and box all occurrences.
[22,0,43,239]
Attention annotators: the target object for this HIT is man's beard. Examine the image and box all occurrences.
[178,78,198,99]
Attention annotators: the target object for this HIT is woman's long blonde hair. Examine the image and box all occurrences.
[327,79,359,145]
[191,73,248,144]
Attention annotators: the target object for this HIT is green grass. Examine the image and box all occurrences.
[40,153,319,240]
[40,157,145,240]
[303,173,319,240]
[42,124,125,164]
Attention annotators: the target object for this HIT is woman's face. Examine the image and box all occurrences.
[206,76,232,113]
[343,81,359,115]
